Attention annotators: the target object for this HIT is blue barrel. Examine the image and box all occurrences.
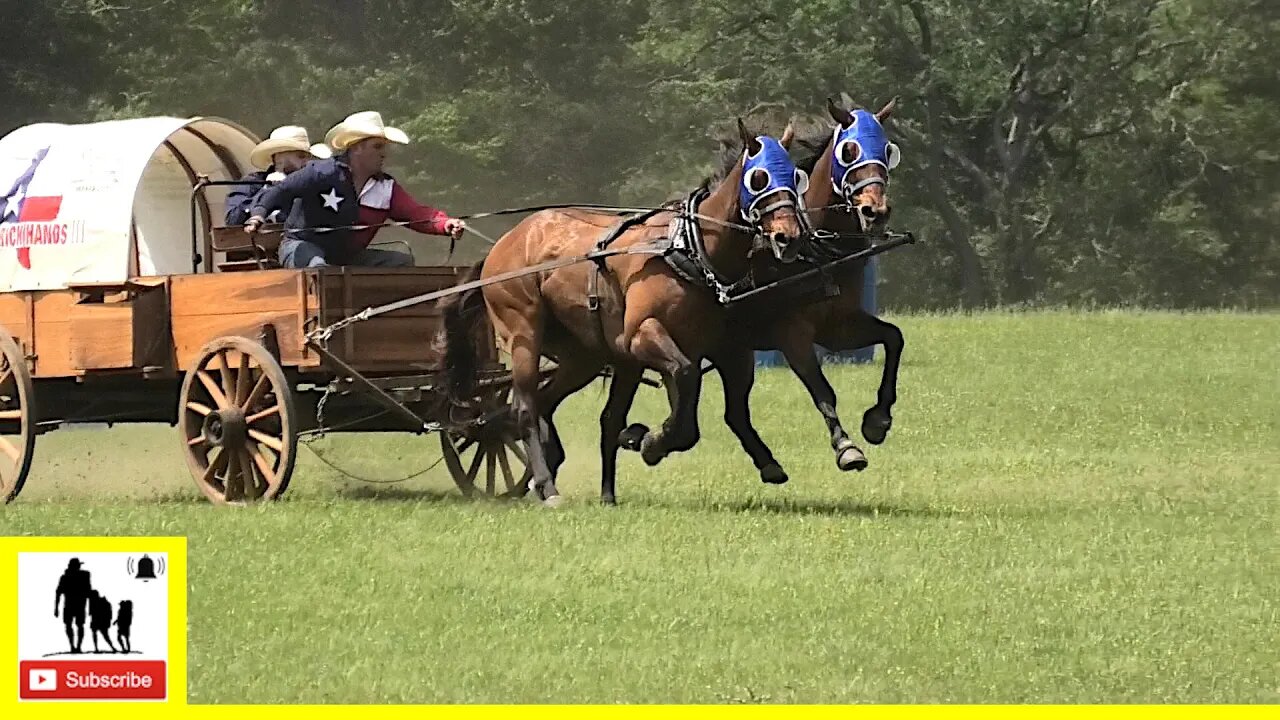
[754,257,877,367]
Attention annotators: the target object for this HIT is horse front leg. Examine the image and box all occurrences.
[622,317,702,466]
[814,310,905,445]
[777,320,868,472]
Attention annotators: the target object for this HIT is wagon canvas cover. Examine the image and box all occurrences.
[0,116,258,292]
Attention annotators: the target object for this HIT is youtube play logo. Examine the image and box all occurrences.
[28,668,57,691]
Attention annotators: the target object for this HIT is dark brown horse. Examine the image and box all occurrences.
[439,121,807,505]
[624,97,906,484]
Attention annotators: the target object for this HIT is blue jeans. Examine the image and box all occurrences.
[279,239,414,268]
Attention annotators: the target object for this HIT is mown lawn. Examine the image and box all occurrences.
[4,311,1277,703]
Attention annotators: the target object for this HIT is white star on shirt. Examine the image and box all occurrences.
[320,188,343,211]
[4,187,25,218]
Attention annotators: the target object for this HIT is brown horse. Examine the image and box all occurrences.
[439,120,807,505]
[624,97,906,484]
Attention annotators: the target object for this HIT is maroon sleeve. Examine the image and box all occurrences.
[388,181,451,235]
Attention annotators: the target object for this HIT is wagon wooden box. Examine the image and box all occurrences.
[0,115,527,505]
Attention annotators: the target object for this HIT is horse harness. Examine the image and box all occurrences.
[582,188,772,355]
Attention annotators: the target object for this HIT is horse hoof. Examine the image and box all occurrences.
[836,444,869,472]
[619,423,649,451]
[861,408,892,445]
[541,495,564,509]
[640,436,665,467]
[601,495,617,506]
[760,463,789,485]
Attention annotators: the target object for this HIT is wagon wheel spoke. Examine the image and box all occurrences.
[242,373,270,412]
[505,439,528,465]
[0,435,19,462]
[217,350,235,405]
[0,368,11,390]
[485,444,497,495]
[224,450,244,502]
[235,351,252,407]
[465,443,486,488]
[496,445,518,493]
[185,401,213,417]
[246,405,279,425]
[247,428,283,453]
[439,432,473,498]
[0,409,21,420]
[246,440,277,492]
[196,371,231,410]
[241,448,262,500]
[201,449,228,492]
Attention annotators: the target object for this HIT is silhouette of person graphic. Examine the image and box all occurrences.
[88,590,117,653]
[54,558,92,653]
[115,600,133,653]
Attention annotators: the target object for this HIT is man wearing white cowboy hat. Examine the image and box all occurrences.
[245,110,466,268]
[225,125,331,226]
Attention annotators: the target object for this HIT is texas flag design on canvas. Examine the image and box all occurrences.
[0,147,67,269]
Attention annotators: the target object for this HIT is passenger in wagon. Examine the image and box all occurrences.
[224,125,331,226]
[243,111,466,268]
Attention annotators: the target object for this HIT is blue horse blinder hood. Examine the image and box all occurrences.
[831,109,901,197]
[740,135,808,222]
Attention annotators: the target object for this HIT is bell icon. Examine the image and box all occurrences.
[134,554,157,581]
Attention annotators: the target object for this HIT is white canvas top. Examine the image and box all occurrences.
[0,116,259,291]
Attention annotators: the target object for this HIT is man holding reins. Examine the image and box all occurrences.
[243,111,466,268]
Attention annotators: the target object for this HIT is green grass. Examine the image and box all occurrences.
[4,311,1277,704]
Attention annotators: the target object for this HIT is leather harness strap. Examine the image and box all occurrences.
[586,206,669,354]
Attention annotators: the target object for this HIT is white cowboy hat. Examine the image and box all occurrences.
[249,125,332,170]
[325,111,410,151]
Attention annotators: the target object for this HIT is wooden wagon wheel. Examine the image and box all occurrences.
[0,332,35,504]
[178,336,297,505]
[439,382,531,498]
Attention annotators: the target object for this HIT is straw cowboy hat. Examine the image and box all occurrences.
[249,125,332,170]
[325,111,410,151]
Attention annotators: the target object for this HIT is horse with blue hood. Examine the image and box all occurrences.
[438,118,809,506]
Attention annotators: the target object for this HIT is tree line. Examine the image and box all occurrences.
[3,0,1275,309]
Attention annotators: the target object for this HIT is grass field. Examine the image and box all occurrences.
[4,311,1277,704]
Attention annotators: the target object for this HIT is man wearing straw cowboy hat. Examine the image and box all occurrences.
[225,125,331,225]
[244,110,466,268]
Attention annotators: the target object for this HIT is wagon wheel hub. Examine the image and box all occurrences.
[202,407,248,449]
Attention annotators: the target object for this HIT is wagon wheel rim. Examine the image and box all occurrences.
[439,430,531,499]
[0,333,35,505]
[179,336,297,505]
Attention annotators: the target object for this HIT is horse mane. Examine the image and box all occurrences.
[694,118,776,193]
[658,113,832,208]
[785,112,835,174]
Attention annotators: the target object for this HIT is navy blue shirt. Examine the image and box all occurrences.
[224,170,270,226]
[250,156,359,257]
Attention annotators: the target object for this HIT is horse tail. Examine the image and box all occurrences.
[438,259,487,404]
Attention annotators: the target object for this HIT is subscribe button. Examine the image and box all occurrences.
[20,660,166,701]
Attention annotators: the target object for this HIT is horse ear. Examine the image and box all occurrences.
[737,117,761,156]
[780,120,796,149]
[826,97,854,128]
[876,95,900,122]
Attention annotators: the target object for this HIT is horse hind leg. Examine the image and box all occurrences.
[501,307,565,506]
[599,364,643,505]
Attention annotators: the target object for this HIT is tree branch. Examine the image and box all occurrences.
[897,119,1001,202]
